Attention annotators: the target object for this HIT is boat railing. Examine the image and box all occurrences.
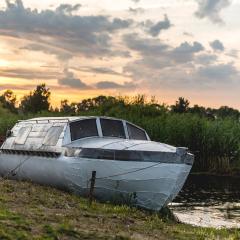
[17,118,71,124]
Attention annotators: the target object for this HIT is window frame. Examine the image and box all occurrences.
[69,118,99,142]
[43,126,64,146]
[14,126,32,145]
[100,118,126,139]
[126,122,148,141]
[67,117,150,142]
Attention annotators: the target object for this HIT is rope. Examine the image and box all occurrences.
[86,161,162,191]
[94,162,162,180]
[0,155,31,181]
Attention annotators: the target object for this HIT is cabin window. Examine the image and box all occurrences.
[14,126,32,145]
[100,119,125,138]
[127,123,147,140]
[43,126,63,146]
[70,119,98,141]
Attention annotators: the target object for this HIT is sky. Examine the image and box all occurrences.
[0,0,240,108]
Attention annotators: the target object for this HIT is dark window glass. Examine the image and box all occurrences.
[100,119,125,138]
[79,149,114,160]
[79,149,141,161]
[115,150,141,161]
[70,119,98,141]
[127,123,147,140]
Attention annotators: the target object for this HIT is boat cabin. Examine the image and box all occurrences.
[1,117,150,154]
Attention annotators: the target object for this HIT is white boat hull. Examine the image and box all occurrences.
[0,153,191,210]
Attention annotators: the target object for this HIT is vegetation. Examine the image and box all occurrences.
[19,84,51,114]
[1,84,240,174]
[0,179,238,240]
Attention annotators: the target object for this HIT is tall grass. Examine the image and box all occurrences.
[0,107,19,136]
[1,98,240,174]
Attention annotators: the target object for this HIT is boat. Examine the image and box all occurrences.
[0,116,194,210]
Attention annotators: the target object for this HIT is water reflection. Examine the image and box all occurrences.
[169,174,240,228]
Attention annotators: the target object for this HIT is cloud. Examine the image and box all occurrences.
[129,7,145,14]
[197,63,237,80]
[195,0,232,24]
[56,4,81,15]
[123,33,169,56]
[96,81,136,89]
[183,32,194,37]
[195,54,218,64]
[226,49,239,59]
[210,39,225,51]
[58,69,91,89]
[0,67,60,79]
[171,41,204,63]
[131,0,141,3]
[148,14,171,37]
[124,34,204,65]
[77,67,125,76]
[122,33,239,90]
[0,0,132,60]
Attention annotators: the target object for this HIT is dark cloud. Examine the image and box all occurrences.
[123,33,169,56]
[96,81,135,89]
[124,34,204,65]
[122,33,238,90]
[183,32,194,37]
[129,7,145,14]
[195,0,232,24]
[56,4,81,15]
[148,14,171,37]
[0,0,132,60]
[197,63,237,80]
[0,67,60,80]
[171,41,204,63]
[58,69,91,89]
[195,54,218,64]
[210,39,225,51]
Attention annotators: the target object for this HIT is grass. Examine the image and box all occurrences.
[0,180,238,239]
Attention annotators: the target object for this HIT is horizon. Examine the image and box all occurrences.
[0,0,240,109]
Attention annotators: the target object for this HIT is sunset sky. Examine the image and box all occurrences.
[0,0,240,108]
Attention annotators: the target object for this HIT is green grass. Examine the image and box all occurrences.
[0,180,238,239]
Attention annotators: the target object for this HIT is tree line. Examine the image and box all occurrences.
[1,84,239,121]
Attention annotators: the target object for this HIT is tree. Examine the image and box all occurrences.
[0,90,17,113]
[217,106,240,120]
[19,84,51,113]
[171,97,190,113]
[60,100,77,115]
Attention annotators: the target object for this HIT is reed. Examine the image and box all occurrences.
[1,96,240,174]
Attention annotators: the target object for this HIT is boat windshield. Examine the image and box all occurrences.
[127,123,147,140]
[70,119,98,141]
[100,118,126,139]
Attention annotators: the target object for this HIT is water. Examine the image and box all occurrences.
[169,174,240,228]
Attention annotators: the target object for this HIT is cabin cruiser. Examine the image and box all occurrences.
[0,117,194,210]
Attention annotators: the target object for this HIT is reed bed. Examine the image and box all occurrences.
[1,97,240,174]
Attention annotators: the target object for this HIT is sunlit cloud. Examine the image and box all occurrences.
[0,0,239,108]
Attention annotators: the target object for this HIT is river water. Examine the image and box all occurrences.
[169,174,240,228]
